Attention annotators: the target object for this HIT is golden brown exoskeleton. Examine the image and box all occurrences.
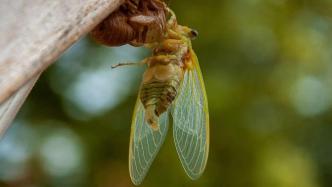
[90,0,168,46]
[139,24,198,130]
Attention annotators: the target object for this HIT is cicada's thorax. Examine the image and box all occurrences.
[140,37,189,130]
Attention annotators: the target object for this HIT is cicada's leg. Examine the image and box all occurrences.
[144,42,159,49]
[112,53,177,69]
[126,0,139,13]
[166,7,177,28]
[162,38,183,49]
[129,15,157,26]
[167,28,183,40]
[111,59,148,69]
[147,54,178,65]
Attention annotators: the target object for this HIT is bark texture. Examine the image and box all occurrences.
[0,0,124,137]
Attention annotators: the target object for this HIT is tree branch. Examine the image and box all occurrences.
[0,74,40,138]
[0,0,124,103]
[0,0,124,137]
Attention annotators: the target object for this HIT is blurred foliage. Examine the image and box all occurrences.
[1,0,332,186]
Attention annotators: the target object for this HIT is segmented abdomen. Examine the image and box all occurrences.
[140,79,180,117]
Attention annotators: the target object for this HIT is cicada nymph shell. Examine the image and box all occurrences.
[90,0,168,46]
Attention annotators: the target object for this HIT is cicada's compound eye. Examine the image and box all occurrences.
[178,25,198,40]
[189,29,198,39]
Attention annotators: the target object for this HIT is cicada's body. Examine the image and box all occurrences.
[127,10,210,185]
[90,0,168,46]
[139,32,192,130]
[93,1,210,184]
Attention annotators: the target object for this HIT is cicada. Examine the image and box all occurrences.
[113,9,209,185]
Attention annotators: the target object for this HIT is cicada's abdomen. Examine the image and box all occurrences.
[140,62,182,130]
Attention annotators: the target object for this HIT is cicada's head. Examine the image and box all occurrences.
[177,25,198,40]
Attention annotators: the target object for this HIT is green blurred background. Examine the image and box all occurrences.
[1,0,332,186]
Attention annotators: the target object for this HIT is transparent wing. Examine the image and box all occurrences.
[171,49,209,179]
[129,95,169,185]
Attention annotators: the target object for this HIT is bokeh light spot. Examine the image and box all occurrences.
[290,76,330,117]
[64,67,134,116]
[0,122,36,181]
[39,129,84,177]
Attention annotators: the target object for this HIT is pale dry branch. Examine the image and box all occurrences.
[0,74,40,138]
[0,0,124,137]
[0,0,124,103]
